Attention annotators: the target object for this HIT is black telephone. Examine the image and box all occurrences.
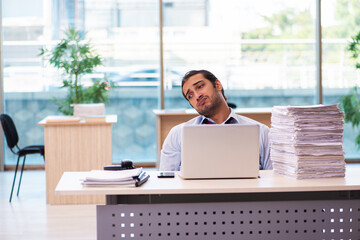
[104,159,135,170]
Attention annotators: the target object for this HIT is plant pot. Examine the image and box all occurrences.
[73,103,105,117]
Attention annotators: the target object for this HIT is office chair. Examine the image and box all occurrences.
[0,114,45,202]
[227,102,237,109]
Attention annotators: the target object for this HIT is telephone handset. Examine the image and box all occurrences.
[104,159,135,170]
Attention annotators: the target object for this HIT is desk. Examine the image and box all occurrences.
[56,168,360,239]
[153,108,271,167]
[39,115,117,204]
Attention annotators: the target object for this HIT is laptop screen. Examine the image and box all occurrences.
[180,124,260,179]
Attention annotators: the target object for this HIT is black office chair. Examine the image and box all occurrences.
[227,102,237,109]
[0,114,45,202]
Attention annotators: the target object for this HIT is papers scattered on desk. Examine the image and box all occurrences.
[269,104,345,179]
[81,168,149,186]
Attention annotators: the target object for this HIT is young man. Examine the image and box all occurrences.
[159,70,272,171]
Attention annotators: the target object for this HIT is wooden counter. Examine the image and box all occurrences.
[39,115,117,204]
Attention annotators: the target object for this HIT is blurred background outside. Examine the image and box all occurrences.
[2,0,360,166]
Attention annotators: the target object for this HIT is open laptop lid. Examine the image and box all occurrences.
[179,124,259,179]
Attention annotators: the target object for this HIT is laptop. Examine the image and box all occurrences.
[179,124,260,179]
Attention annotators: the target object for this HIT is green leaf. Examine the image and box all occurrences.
[39,26,108,115]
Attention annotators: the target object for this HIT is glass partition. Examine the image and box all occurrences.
[163,0,316,108]
[2,0,360,166]
[2,0,159,165]
[321,0,360,159]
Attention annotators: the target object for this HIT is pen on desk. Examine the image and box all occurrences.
[133,170,145,180]
[135,173,150,187]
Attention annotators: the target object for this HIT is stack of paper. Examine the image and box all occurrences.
[269,104,345,179]
[81,168,149,186]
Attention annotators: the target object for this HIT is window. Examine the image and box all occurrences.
[164,0,317,108]
[1,0,360,167]
[2,0,159,165]
[322,0,360,158]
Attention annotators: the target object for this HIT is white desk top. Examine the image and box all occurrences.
[38,114,117,125]
[55,168,360,196]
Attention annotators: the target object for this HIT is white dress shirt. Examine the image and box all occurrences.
[159,108,272,171]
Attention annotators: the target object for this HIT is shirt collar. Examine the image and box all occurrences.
[200,107,239,124]
[225,108,239,124]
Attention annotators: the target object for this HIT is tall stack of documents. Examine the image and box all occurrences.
[270,104,345,179]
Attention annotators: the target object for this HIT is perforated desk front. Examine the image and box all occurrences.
[56,169,360,240]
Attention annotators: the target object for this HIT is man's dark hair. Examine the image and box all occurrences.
[181,70,226,100]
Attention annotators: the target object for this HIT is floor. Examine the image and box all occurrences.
[0,170,97,240]
[1,165,360,239]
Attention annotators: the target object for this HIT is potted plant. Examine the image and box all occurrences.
[40,27,112,115]
[339,31,360,148]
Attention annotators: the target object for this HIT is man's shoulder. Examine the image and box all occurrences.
[170,115,202,131]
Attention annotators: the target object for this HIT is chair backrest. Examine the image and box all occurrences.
[0,114,19,150]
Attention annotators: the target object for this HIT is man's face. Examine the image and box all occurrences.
[182,73,223,118]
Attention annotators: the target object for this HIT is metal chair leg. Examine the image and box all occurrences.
[17,155,26,196]
[9,155,21,202]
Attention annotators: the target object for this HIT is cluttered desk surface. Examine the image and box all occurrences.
[55,168,360,196]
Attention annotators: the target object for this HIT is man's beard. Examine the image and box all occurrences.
[196,92,222,118]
